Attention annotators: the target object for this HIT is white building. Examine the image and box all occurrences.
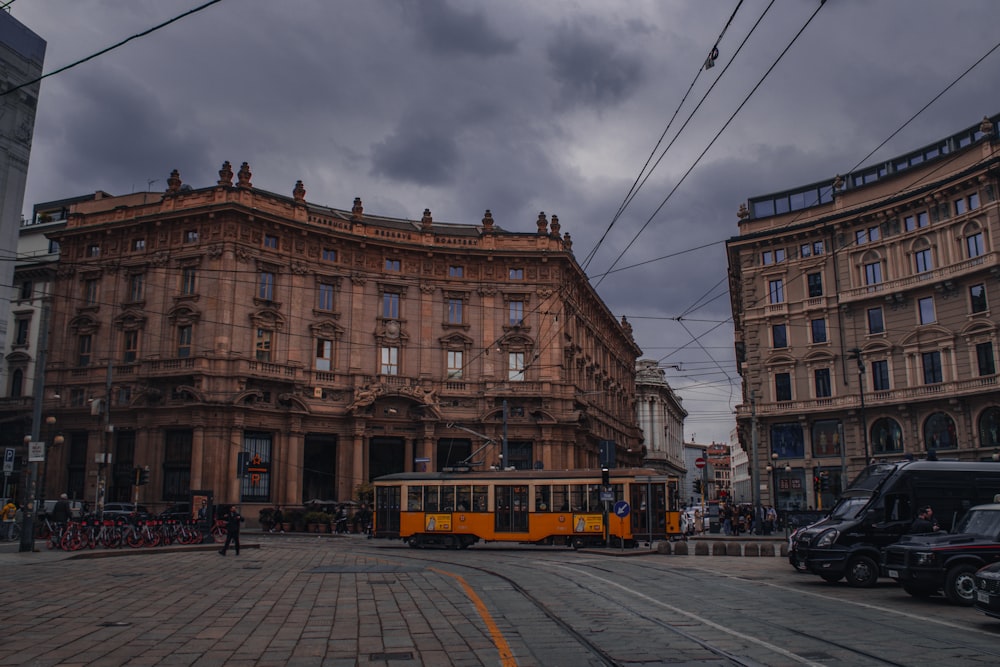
[635,359,687,477]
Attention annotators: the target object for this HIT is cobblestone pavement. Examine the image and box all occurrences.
[0,533,791,667]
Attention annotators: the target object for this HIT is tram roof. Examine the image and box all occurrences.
[373,468,673,483]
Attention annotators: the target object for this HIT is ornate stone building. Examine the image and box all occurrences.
[39,162,643,513]
[728,114,1000,511]
[634,359,686,477]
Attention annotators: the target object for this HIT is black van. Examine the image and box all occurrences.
[791,460,1000,587]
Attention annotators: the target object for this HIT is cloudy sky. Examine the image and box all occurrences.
[10,0,1000,444]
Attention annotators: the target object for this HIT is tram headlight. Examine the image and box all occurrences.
[814,528,839,548]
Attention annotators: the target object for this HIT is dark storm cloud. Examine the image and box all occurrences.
[370,117,461,186]
[546,23,644,110]
[405,0,516,58]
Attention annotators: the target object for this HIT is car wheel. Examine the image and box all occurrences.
[820,574,842,583]
[902,584,936,598]
[845,555,879,587]
[944,564,978,606]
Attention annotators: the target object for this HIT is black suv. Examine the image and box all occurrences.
[881,503,1000,605]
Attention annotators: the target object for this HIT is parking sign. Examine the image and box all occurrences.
[2,448,13,472]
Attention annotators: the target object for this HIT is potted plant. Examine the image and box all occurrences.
[258,508,274,532]
[304,511,327,533]
[287,509,306,532]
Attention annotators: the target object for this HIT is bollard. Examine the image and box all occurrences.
[695,541,709,556]
[744,543,760,557]
[673,541,688,555]
[726,542,742,556]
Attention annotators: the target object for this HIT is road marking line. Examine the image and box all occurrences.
[429,566,517,667]
[549,563,826,667]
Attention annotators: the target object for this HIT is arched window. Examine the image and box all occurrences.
[978,407,1000,448]
[924,412,957,451]
[870,417,903,454]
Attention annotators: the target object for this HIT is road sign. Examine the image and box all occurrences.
[28,441,45,462]
[3,448,14,472]
[695,457,706,469]
[613,500,630,518]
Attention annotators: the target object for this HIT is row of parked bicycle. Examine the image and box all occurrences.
[39,516,227,551]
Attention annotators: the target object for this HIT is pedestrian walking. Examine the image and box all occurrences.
[1,499,17,540]
[218,505,244,556]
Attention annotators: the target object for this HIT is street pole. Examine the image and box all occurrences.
[501,399,509,470]
[849,348,871,464]
[19,297,51,552]
[750,392,761,520]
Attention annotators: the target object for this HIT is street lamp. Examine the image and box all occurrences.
[848,348,871,463]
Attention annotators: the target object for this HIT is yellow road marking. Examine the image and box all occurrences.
[430,566,517,666]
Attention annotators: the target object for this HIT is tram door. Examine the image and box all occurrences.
[630,477,667,540]
[495,485,529,533]
[374,485,401,537]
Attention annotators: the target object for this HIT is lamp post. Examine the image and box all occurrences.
[849,348,871,463]
[769,452,779,508]
[39,415,64,502]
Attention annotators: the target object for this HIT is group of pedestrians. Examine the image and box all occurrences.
[720,502,780,536]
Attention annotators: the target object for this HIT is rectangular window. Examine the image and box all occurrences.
[814,368,831,398]
[509,300,524,326]
[904,215,915,231]
[775,248,786,263]
[322,248,337,262]
[922,351,943,384]
[240,432,271,503]
[968,232,985,258]
[78,335,92,366]
[772,324,787,348]
[872,359,890,391]
[914,248,932,273]
[762,250,773,265]
[447,350,463,379]
[123,330,139,363]
[775,373,792,402]
[88,244,101,257]
[385,259,401,272]
[263,234,278,249]
[185,230,198,243]
[258,272,274,300]
[508,352,526,381]
[971,284,988,313]
[955,198,967,215]
[447,298,463,324]
[812,241,824,255]
[807,272,823,297]
[799,244,811,258]
[383,292,400,319]
[84,279,99,305]
[255,329,272,362]
[449,265,464,278]
[181,267,196,295]
[811,319,827,343]
[315,338,333,371]
[918,296,935,324]
[318,283,335,311]
[19,280,32,300]
[867,307,885,334]
[509,268,524,280]
[855,230,867,245]
[163,430,193,503]
[969,192,980,210]
[976,342,996,376]
[48,239,60,254]
[14,318,29,345]
[768,278,784,304]
[380,346,399,375]
[864,262,882,285]
[868,226,880,242]
[129,274,144,302]
[133,239,145,251]
[177,325,192,358]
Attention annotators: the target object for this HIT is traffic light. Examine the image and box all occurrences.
[693,479,702,494]
[138,466,150,486]
[819,472,829,492]
[814,475,822,491]
[601,468,610,486]
[134,466,142,486]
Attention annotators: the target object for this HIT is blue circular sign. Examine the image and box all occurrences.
[613,500,630,518]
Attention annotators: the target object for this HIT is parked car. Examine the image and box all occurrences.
[158,503,193,521]
[101,502,150,522]
[973,561,1000,619]
[882,502,1000,605]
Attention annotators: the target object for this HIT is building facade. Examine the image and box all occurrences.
[634,359,687,477]
[0,11,44,403]
[728,114,1000,512]
[38,162,643,514]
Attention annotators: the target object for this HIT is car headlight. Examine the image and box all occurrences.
[814,528,840,548]
[914,551,936,566]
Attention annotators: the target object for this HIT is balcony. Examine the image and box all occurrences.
[840,252,998,304]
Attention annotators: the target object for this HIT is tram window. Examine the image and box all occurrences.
[456,486,471,512]
[570,485,587,512]
[535,485,551,511]
[551,485,569,511]
[424,487,439,512]
[441,486,455,511]
[473,485,488,511]
[588,485,601,511]
[407,487,423,511]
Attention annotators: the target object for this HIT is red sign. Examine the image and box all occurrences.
[695,457,706,469]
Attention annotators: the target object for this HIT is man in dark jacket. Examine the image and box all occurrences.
[50,494,71,525]
[910,505,940,533]
[218,505,244,556]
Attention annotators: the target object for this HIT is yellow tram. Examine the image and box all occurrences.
[373,468,683,549]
